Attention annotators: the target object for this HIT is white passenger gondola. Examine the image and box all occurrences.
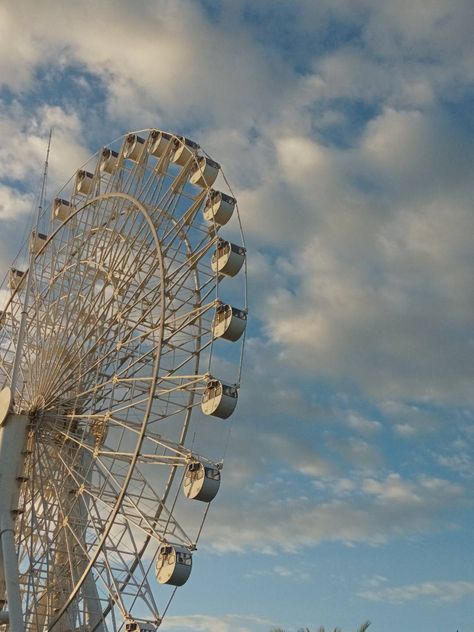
[203,190,235,226]
[9,269,25,291]
[211,239,246,277]
[213,303,247,342]
[183,462,221,502]
[74,170,95,196]
[125,622,156,632]
[53,198,74,222]
[201,379,238,419]
[190,156,220,188]
[149,130,172,158]
[99,148,119,174]
[123,134,146,162]
[171,136,199,166]
[30,231,48,254]
[156,544,192,586]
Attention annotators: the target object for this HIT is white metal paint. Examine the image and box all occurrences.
[0,412,29,632]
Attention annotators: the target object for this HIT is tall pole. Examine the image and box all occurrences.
[0,412,29,632]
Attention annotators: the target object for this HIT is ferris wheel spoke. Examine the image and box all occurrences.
[40,314,147,410]
[104,415,211,464]
[162,225,213,280]
[1,300,30,400]
[57,433,192,547]
[157,338,212,379]
[88,551,129,620]
[19,444,74,627]
[97,536,157,621]
[164,288,212,331]
[119,550,159,619]
[96,450,187,466]
[44,235,163,398]
[77,452,193,550]
[161,332,212,360]
[121,158,157,201]
[61,525,127,617]
[161,189,208,242]
[47,438,138,519]
[45,445,154,621]
[104,463,193,549]
[160,212,210,270]
[0,355,13,382]
[112,298,216,353]
[28,274,110,402]
[42,480,128,624]
[140,153,169,201]
[34,206,153,394]
[165,298,215,329]
[74,369,206,422]
[48,218,148,356]
[153,165,193,226]
[151,141,173,179]
[164,251,217,311]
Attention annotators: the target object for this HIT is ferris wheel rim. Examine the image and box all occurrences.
[44,190,168,628]
[0,125,247,632]
[5,189,168,627]
[56,193,209,628]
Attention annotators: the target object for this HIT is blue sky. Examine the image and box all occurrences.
[0,1,473,631]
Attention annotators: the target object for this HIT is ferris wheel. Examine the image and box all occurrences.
[0,129,247,632]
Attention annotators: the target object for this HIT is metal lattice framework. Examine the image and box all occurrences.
[0,129,247,632]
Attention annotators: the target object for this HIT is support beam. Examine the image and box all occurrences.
[0,412,29,632]
[0,521,23,632]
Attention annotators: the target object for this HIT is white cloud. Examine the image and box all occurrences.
[162,614,275,632]
[0,1,295,134]
[256,183,474,403]
[362,474,422,504]
[346,413,381,434]
[393,424,417,438]
[359,580,474,603]
[362,0,474,61]
[200,473,463,553]
[0,103,90,196]
[267,434,334,479]
[316,48,394,104]
[245,565,311,582]
[360,108,473,198]
[0,185,35,220]
[436,453,473,478]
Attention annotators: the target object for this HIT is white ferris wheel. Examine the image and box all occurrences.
[0,129,247,632]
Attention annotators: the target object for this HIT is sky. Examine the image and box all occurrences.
[0,1,473,631]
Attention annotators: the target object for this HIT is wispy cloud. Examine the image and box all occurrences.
[200,473,463,553]
[359,580,474,603]
[162,614,276,632]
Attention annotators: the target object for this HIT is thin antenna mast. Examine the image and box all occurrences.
[36,127,53,230]
[10,129,53,399]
